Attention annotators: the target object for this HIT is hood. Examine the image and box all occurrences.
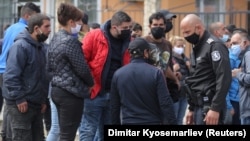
[14,28,42,47]
[101,20,111,33]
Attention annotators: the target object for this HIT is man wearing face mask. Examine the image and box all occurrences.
[209,22,230,47]
[231,31,250,125]
[144,12,181,104]
[223,31,246,125]
[79,11,132,141]
[110,37,177,125]
[0,2,41,141]
[180,14,231,125]
[209,22,230,44]
[2,13,51,141]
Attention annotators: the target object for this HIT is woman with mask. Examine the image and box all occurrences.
[169,35,190,125]
[46,3,94,141]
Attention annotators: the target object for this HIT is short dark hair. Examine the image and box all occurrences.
[226,24,236,34]
[131,22,142,31]
[28,13,50,34]
[90,23,100,29]
[82,13,89,24]
[20,2,41,17]
[57,3,83,26]
[149,12,166,25]
[111,11,131,26]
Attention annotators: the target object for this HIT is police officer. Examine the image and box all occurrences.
[180,14,232,125]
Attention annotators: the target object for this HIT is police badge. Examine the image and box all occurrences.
[211,51,221,61]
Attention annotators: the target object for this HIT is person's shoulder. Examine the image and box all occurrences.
[142,35,151,41]
[244,50,250,57]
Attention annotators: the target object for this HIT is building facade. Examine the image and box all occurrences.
[0,0,250,55]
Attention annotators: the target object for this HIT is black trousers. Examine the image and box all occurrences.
[51,86,84,141]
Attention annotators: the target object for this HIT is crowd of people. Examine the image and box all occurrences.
[0,1,249,141]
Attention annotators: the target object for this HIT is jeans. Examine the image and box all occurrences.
[1,80,12,141]
[46,98,59,141]
[1,103,12,141]
[7,104,44,141]
[79,92,111,141]
[51,86,83,141]
[173,96,187,125]
[224,108,233,124]
[193,106,224,125]
[241,117,250,125]
[230,100,241,124]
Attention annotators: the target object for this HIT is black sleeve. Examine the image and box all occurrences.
[65,39,94,87]
[156,70,177,124]
[210,42,232,112]
[110,73,121,125]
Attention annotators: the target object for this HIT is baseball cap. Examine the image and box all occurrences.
[128,38,156,55]
[158,9,177,20]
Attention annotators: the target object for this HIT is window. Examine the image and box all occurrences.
[196,0,225,27]
[0,0,13,38]
[75,0,100,24]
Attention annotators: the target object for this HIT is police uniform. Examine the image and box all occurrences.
[185,31,232,124]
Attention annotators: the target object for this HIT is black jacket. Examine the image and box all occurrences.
[3,29,47,106]
[47,30,94,98]
[110,58,177,125]
[186,30,232,112]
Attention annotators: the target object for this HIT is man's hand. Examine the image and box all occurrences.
[41,103,47,114]
[230,108,235,116]
[203,110,220,125]
[232,68,241,77]
[186,110,194,125]
[17,101,28,113]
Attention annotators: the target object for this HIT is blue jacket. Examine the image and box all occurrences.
[0,18,28,73]
[226,51,240,109]
[110,58,177,125]
[3,29,47,107]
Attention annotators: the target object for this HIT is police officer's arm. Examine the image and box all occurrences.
[157,70,177,125]
[210,43,232,112]
[236,51,250,87]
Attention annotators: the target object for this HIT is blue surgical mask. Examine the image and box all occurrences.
[230,44,241,56]
[220,34,229,43]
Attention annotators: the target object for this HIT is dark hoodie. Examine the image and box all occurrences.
[2,28,48,107]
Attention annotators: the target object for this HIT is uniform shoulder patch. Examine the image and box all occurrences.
[207,38,214,44]
[211,51,221,61]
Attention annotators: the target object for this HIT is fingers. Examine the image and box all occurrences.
[18,103,28,113]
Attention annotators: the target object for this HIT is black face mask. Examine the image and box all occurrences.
[151,27,165,39]
[165,21,173,33]
[185,32,200,45]
[118,29,131,40]
[37,33,48,42]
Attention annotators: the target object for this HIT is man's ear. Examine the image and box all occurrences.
[144,49,149,58]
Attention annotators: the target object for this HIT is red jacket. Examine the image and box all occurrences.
[82,28,130,99]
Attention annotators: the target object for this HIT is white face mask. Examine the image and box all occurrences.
[173,47,184,55]
[71,23,82,34]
